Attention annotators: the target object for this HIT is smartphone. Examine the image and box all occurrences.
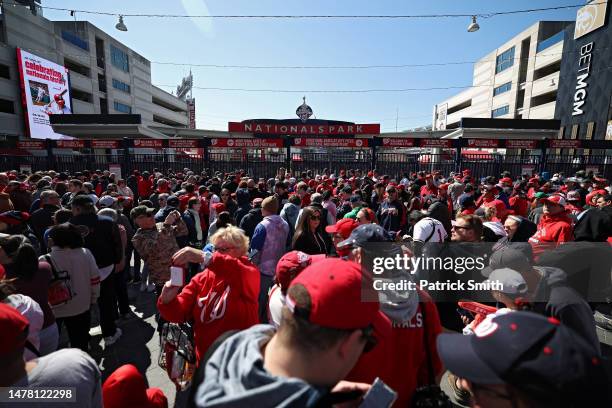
[170,266,184,287]
[359,378,397,408]
[456,308,474,320]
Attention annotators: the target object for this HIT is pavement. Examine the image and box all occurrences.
[58,283,179,407]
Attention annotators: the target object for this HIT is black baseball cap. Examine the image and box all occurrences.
[481,246,532,277]
[437,312,610,405]
[337,224,394,250]
[130,205,155,219]
[166,195,180,208]
[349,195,362,204]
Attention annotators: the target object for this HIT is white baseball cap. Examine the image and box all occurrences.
[98,195,117,208]
[484,268,528,295]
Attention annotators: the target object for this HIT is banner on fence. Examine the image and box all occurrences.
[228,122,380,135]
[548,139,581,148]
[19,164,32,174]
[17,141,45,150]
[56,140,85,148]
[210,138,284,148]
[133,139,163,148]
[420,139,452,148]
[586,166,600,175]
[467,139,499,148]
[506,140,539,149]
[292,138,369,148]
[381,138,415,147]
[109,164,122,180]
[169,139,199,148]
[521,165,536,176]
[91,140,120,149]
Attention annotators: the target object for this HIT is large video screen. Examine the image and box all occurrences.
[16,48,72,140]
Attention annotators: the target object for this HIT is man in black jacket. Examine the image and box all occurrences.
[70,195,123,347]
[29,190,60,253]
[239,198,264,239]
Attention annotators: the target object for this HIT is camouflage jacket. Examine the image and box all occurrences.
[132,220,188,285]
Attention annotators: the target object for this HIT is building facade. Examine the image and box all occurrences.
[433,21,573,130]
[0,3,188,140]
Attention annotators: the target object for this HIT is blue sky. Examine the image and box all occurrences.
[43,1,579,132]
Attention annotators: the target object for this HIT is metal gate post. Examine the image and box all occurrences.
[455,144,462,174]
[122,138,131,174]
[46,139,55,171]
[539,145,548,175]
[371,144,377,171]
[285,138,291,173]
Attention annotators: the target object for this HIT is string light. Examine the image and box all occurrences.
[0,1,602,20]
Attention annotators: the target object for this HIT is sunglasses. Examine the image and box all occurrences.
[452,225,472,231]
[361,325,377,353]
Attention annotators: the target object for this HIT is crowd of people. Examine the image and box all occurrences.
[0,165,611,407]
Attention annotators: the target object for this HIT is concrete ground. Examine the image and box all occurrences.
[57,283,179,406]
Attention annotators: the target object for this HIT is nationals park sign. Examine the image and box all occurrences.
[228,122,380,136]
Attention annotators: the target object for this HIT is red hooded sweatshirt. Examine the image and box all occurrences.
[529,211,574,257]
[137,176,153,200]
[157,253,260,361]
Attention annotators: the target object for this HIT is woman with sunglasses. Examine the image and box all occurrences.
[356,208,377,225]
[158,225,259,362]
[219,189,238,218]
[292,206,328,255]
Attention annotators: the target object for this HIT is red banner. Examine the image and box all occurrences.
[228,122,380,135]
[56,140,85,148]
[210,138,284,148]
[17,141,45,149]
[133,139,163,148]
[467,139,499,148]
[419,139,452,148]
[548,139,581,148]
[505,140,538,149]
[381,138,415,147]
[169,139,199,148]
[91,140,119,149]
[292,138,369,148]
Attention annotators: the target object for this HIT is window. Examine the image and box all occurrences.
[113,101,131,113]
[491,105,509,118]
[536,31,564,53]
[495,46,515,74]
[493,82,511,96]
[112,79,130,93]
[0,98,14,114]
[61,30,89,51]
[0,64,9,79]
[110,44,129,72]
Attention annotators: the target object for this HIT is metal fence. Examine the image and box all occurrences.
[2,141,611,180]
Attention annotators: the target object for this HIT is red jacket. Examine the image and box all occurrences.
[420,185,438,198]
[509,195,529,218]
[137,176,153,200]
[179,192,197,212]
[529,212,574,257]
[346,290,443,407]
[157,253,260,361]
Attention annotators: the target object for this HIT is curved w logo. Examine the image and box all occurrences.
[197,286,231,324]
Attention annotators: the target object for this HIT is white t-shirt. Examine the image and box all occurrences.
[267,284,284,328]
[412,217,447,243]
[6,294,43,361]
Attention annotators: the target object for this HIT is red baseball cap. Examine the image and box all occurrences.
[540,194,566,207]
[211,203,226,213]
[528,177,540,185]
[102,364,167,408]
[325,218,358,239]
[500,177,513,184]
[287,259,391,335]
[275,251,326,293]
[0,303,29,356]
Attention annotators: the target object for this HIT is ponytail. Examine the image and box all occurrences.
[0,235,38,281]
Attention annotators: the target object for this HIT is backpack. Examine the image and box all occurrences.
[44,254,75,307]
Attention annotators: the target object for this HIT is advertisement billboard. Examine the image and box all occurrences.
[16,48,72,140]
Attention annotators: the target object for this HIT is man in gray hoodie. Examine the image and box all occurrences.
[195,258,390,407]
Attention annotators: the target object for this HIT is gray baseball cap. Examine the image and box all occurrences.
[484,268,528,295]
